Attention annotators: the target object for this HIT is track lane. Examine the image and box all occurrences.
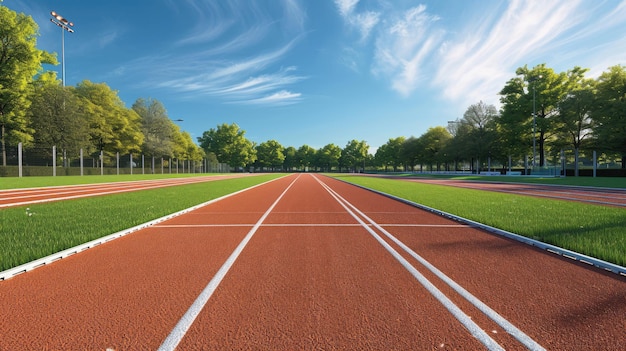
[0,173,623,350]
[0,175,294,350]
[322,175,626,350]
[394,177,626,207]
[171,173,490,350]
[0,174,259,208]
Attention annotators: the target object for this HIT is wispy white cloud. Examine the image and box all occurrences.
[334,0,626,108]
[237,90,302,106]
[372,5,442,96]
[434,0,585,106]
[130,0,307,106]
[334,0,380,41]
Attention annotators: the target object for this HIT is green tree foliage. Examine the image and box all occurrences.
[132,98,178,158]
[296,144,316,170]
[375,137,405,171]
[317,143,342,171]
[555,68,595,175]
[74,80,144,159]
[341,139,369,171]
[592,65,626,167]
[399,136,422,171]
[28,79,90,155]
[197,123,256,168]
[282,146,297,171]
[0,6,56,165]
[418,127,451,171]
[255,139,285,170]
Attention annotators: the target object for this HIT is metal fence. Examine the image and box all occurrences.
[0,144,230,177]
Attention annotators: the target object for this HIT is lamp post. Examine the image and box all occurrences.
[50,11,74,86]
[529,75,542,169]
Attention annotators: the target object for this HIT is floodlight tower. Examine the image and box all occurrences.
[50,11,74,86]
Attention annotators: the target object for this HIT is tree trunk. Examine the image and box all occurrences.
[1,124,6,167]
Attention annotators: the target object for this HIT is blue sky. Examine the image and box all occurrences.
[5,0,626,153]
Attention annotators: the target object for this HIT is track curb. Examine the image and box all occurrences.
[334,177,626,277]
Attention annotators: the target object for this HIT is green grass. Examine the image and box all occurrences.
[332,175,626,267]
[0,174,284,271]
[0,173,226,190]
[383,173,626,188]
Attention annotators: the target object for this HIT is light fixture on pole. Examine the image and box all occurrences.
[529,75,542,169]
[50,11,74,86]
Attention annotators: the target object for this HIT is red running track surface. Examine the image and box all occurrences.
[0,174,624,350]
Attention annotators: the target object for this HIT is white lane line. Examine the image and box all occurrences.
[315,175,546,351]
[157,175,300,351]
[153,223,469,228]
[311,175,505,351]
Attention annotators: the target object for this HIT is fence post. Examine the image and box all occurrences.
[130,153,133,175]
[80,149,84,176]
[116,152,120,175]
[100,150,104,175]
[53,145,57,177]
[561,149,565,177]
[18,142,23,178]
[142,154,145,175]
[593,150,597,178]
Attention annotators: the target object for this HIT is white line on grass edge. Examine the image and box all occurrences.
[332,176,626,277]
[0,175,288,281]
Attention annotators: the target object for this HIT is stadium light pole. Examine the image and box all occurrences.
[529,75,542,169]
[50,11,74,86]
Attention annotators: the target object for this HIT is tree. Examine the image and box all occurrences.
[418,127,451,171]
[459,101,499,171]
[255,140,285,170]
[341,139,369,172]
[296,144,316,171]
[283,146,297,171]
[28,79,90,159]
[197,123,256,169]
[592,65,626,168]
[399,136,422,171]
[132,98,177,158]
[74,80,143,160]
[317,143,342,172]
[500,64,569,167]
[375,137,405,171]
[556,68,594,175]
[0,6,56,165]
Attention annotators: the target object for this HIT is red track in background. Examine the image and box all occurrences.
[0,174,258,208]
[369,175,626,207]
[0,174,624,350]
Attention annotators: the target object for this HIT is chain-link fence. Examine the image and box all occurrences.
[0,144,230,177]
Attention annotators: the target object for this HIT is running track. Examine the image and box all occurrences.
[374,175,626,207]
[0,174,624,350]
[0,174,258,209]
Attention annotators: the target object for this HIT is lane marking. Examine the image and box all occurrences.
[314,175,546,351]
[311,175,506,351]
[153,223,469,228]
[157,175,300,351]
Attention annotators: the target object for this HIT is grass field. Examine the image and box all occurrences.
[332,175,626,267]
[0,174,284,271]
[1,172,624,273]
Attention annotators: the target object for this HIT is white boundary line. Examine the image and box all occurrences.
[157,174,300,351]
[314,175,546,351]
[0,175,288,281]
[312,175,508,351]
[336,177,626,277]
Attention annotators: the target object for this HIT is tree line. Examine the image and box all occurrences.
[374,64,626,174]
[2,6,625,174]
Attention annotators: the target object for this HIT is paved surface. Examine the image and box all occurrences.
[0,174,624,350]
